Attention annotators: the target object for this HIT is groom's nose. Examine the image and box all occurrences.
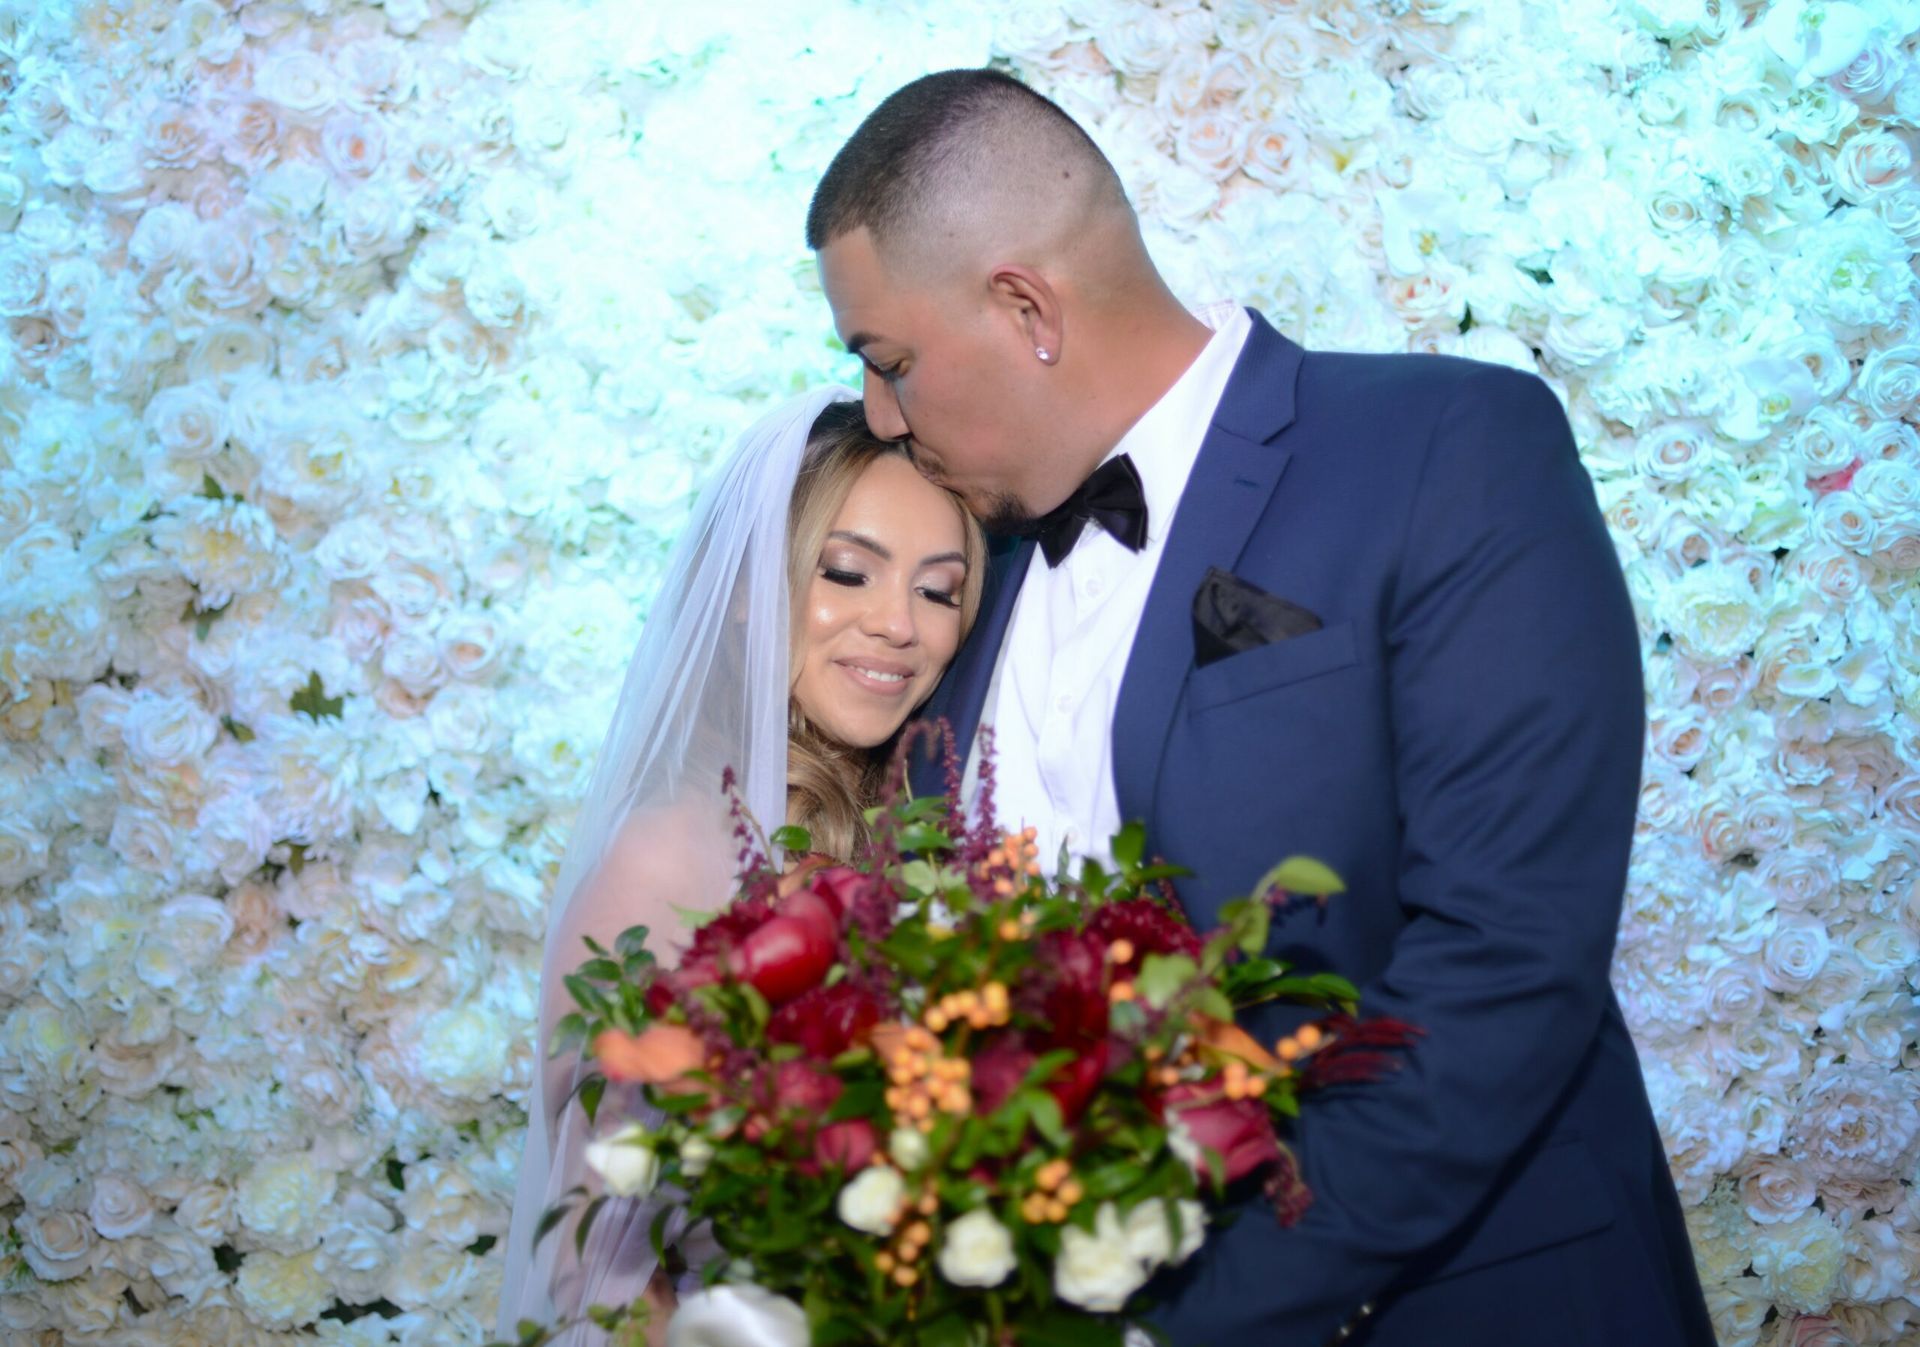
[862,369,910,443]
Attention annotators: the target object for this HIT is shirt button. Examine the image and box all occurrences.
[1085,577,1103,597]
[1055,694,1073,714]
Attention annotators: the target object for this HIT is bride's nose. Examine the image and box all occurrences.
[859,579,917,646]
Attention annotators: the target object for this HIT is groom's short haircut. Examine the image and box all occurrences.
[806,68,1129,266]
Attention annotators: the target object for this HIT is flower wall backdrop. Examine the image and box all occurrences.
[0,0,1916,1343]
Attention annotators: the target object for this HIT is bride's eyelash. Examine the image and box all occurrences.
[919,587,961,609]
[821,567,865,587]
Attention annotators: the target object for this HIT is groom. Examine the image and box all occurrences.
[810,71,1713,1346]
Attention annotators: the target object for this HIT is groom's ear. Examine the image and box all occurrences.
[986,264,1063,365]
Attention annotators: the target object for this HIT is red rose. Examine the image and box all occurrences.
[812,1119,877,1173]
[1161,1082,1281,1185]
[766,1060,843,1120]
[970,1036,1035,1115]
[735,914,836,1004]
[970,1033,1108,1125]
[1019,931,1109,1043]
[767,981,889,1059]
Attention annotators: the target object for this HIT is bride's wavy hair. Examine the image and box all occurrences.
[784,400,987,859]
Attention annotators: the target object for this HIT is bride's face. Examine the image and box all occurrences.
[792,454,969,749]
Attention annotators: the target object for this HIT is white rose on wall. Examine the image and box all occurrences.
[236,1152,334,1251]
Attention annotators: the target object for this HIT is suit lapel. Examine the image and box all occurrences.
[1110,312,1306,831]
[908,538,1033,799]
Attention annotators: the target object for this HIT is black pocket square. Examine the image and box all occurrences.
[1192,566,1323,668]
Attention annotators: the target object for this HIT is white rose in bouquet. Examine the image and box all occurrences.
[836,1165,906,1236]
[1053,1201,1150,1312]
[583,1122,664,1200]
[936,1208,1018,1288]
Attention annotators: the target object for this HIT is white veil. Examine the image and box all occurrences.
[498,385,859,1343]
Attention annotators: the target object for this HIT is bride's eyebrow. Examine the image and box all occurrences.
[827,530,963,568]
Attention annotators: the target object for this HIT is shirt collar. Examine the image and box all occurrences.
[1098,302,1253,550]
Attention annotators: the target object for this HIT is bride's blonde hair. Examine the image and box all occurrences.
[785,401,986,859]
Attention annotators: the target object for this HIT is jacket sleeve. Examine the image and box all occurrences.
[1164,363,1646,1343]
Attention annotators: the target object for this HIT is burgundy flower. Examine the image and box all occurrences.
[1086,898,1201,972]
[1018,930,1109,1044]
[811,1119,877,1173]
[1160,1082,1282,1185]
[767,980,890,1059]
[971,1032,1109,1125]
[764,1060,843,1122]
[971,1036,1036,1116]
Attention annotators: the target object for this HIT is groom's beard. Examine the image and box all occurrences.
[978,491,1040,539]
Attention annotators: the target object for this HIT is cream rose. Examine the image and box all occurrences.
[236,1152,333,1249]
[1053,1201,1149,1312]
[87,1171,156,1240]
[20,1207,94,1281]
[935,1207,1017,1289]
[236,1248,331,1326]
[1121,1197,1206,1269]
[583,1123,663,1199]
[836,1165,905,1237]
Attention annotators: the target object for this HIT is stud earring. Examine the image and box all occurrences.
[1035,347,1051,362]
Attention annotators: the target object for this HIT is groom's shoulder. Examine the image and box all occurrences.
[1294,342,1557,414]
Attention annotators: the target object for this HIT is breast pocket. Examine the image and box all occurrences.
[1185,619,1359,712]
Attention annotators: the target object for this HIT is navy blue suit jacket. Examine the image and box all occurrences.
[909,313,1714,1346]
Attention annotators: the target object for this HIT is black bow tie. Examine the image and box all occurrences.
[1029,453,1149,567]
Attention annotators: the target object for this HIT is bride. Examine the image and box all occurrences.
[497,387,988,1344]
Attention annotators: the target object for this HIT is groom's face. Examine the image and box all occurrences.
[819,228,1040,532]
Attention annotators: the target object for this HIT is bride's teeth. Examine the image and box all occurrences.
[856,667,905,682]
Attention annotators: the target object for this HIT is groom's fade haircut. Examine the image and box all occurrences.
[806,68,1131,274]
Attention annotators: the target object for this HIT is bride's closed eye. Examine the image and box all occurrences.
[821,564,962,608]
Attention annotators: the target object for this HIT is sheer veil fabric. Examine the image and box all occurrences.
[497,386,859,1342]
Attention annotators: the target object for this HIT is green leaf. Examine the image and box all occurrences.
[1189,987,1234,1021]
[1026,1089,1068,1149]
[220,714,254,742]
[771,824,812,853]
[576,958,622,984]
[574,1194,610,1255]
[546,1013,589,1059]
[826,1079,884,1123]
[1019,1308,1128,1347]
[896,822,953,854]
[288,671,344,721]
[198,472,228,500]
[916,1314,973,1347]
[185,597,231,639]
[532,1200,572,1250]
[1109,821,1145,871]
[615,925,652,959]
[578,1076,606,1128]
[1136,953,1199,1010]
[898,859,942,894]
[1256,856,1346,898]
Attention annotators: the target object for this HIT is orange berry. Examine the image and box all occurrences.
[893,1266,918,1288]
[897,1240,920,1263]
[904,1221,931,1247]
[1295,1023,1324,1051]
[1276,1038,1302,1062]
[1020,1194,1047,1223]
[1057,1179,1084,1206]
[998,920,1022,941]
[875,1251,896,1274]
[1036,1159,1069,1191]
[924,1009,950,1033]
[1110,981,1137,1003]
[1248,1075,1269,1097]
[1108,938,1136,965]
[917,1192,939,1215]
[1044,1198,1069,1223]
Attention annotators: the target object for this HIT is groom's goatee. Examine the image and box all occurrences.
[980,493,1039,538]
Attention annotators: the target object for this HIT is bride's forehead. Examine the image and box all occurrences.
[834,458,963,537]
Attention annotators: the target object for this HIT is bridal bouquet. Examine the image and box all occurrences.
[505,750,1414,1347]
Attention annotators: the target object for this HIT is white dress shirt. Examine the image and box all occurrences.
[962,302,1252,872]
